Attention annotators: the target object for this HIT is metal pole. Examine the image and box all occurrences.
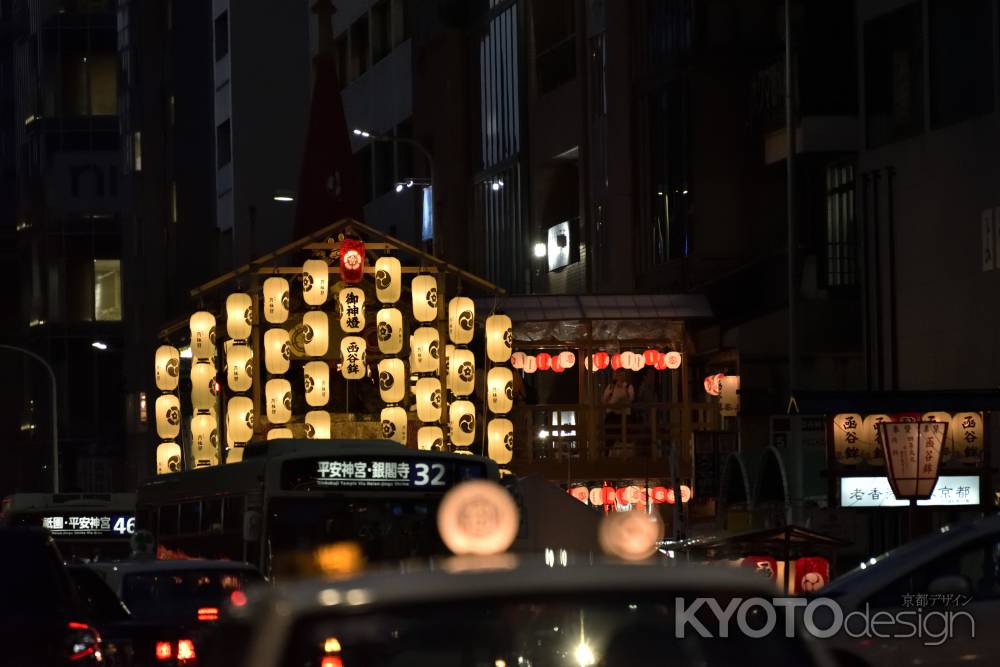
[0,344,59,491]
[785,0,797,393]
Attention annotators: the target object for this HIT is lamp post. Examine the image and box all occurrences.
[878,421,947,542]
[0,344,59,491]
[352,128,437,255]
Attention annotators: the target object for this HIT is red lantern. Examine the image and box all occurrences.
[649,486,669,503]
[568,487,589,503]
[601,486,617,505]
[593,352,610,370]
[643,349,660,366]
[654,355,668,371]
[704,373,724,396]
[537,352,552,371]
[339,238,366,283]
[795,557,830,593]
[551,356,564,373]
[611,353,622,370]
[742,556,779,581]
[665,485,692,504]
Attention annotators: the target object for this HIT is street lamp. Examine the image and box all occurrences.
[0,344,59,491]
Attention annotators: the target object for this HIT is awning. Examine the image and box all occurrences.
[474,294,712,322]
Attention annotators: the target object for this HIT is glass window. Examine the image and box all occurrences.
[350,14,370,80]
[534,0,576,94]
[391,0,409,48]
[373,138,394,197]
[335,33,349,86]
[929,0,993,128]
[121,569,262,623]
[132,130,141,171]
[371,0,391,63]
[93,259,122,321]
[825,164,856,287]
[67,567,129,623]
[358,143,373,203]
[864,4,924,147]
[217,119,232,168]
[214,11,229,61]
[179,501,200,534]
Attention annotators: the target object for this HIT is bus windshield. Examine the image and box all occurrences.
[268,496,448,563]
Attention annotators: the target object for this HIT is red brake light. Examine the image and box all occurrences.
[197,606,219,621]
[177,639,197,662]
[155,641,173,661]
[230,590,248,607]
[321,657,343,667]
[67,622,100,662]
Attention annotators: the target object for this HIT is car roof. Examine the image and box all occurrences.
[88,559,260,575]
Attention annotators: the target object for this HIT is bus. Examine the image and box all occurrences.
[136,439,501,575]
[0,492,136,561]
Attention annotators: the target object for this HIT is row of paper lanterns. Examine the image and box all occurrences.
[511,349,683,374]
[568,484,693,507]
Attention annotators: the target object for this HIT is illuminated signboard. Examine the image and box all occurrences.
[840,475,980,508]
[41,514,135,537]
[281,457,487,491]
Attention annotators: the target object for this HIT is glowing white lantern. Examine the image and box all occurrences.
[448,297,475,345]
[265,378,292,424]
[411,275,438,322]
[447,347,475,397]
[411,327,440,373]
[155,394,182,439]
[303,360,330,407]
[264,328,291,374]
[226,396,254,445]
[487,418,514,464]
[156,442,182,475]
[305,410,331,439]
[340,336,367,380]
[558,351,576,369]
[511,351,526,370]
[226,292,253,340]
[374,256,401,303]
[487,367,514,414]
[418,426,444,451]
[190,311,216,360]
[378,358,406,404]
[664,351,682,369]
[338,287,365,333]
[302,259,329,306]
[263,276,290,324]
[302,310,329,357]
[191,361,218,412]
[190,412,219,468]
[154,345,180,391]
[922,411,954,461]
[523,355,537,374]
[415,377,442,422]
[376,307,404,354]
[621,351,644,371]
[380,406,407,444]
[226,344,253,392]
[449,400,476,447]
[267,428,293,440]
[485,314,512,363]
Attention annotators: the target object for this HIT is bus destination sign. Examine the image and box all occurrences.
[41,514,136,537]
[282,457,486,491]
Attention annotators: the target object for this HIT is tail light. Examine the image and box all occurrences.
[156,639,197,665]
[155,641,173,661]
[66,621,101,662]
[177,639,197,663]
[321,657,343,667]
[197,606,219,622]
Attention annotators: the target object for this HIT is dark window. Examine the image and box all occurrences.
[121,569,262,623]
[391,0,409,48]
[374,139,394,197]
[335,33,349,87]
[67,567,129,623]
[394,118,414,182]
[214,11,229,61]
[179,501,200,534]
[825,164,857,287]
[644,0,691,69]
[479,3,520,170]
[372,0,391,63]
[929,0,993,128]
[534,0,576,94]
[158,504,179,536]
[203,497,223,533]
[864,4,924,147]
[350,14,370,80]
[217,119,232,168]
[223,496,244,533]
[359,143,373,203]
[646,81,690,263]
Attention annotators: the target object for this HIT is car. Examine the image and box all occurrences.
[0,527,103,666]
[66,564,135,667]
[201,557,846,667]
[817,513,1000,665]
[84,559,264,667]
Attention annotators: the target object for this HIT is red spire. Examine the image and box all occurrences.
[294,0,365,236]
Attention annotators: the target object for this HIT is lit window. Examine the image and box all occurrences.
[133,131,142,171]
[825,164,857,287]
[94,259,122,321]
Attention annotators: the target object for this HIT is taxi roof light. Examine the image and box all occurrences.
[324,637,342,653]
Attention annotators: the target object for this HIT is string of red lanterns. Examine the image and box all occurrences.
[511,349,682,374]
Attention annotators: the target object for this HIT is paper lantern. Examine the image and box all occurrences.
[511,352,526,369]
[952,411,984,465]
[558,351,576,369]
[305,410,331,439]
[410,327,440,373]
[643,349,660,366]
[611,353,622,370]
[226,396,254,445]
[339,238,365,283]
[302,259,329,306]
[832,413,865,466]
[154,345,180,391]
[191,361,218,412]
[487,367,514,414]
[302,310,329,357]
[523,355,538,374]
[303,360,330,407]
[621,351,644,371]
[267,428,293,440]
[374,256,401,303]
[338,287,365,333]
[156,442,182,475]
[191,412,220,468]
[226,292,253,340]
[412,275,438,322]
[190,311,216,360]
[340,336,367,380]
[449,400,476,447]
[263,276,290,324]
[265,378,292,424]
[741,555,778,582]
[378,358,406,404]
[376,307,404,354]
[487,418,514,465]
[226,344,253,392]
[593,351,610,370]
[264,328,291,374]
[448,297,475,345]
[551,356,564,373]
[704,373,724,396]
[155,394,182,439]
[795,557,831,594]
[537,353,552,371]
[380,406,408,444]
[664,351,682,369]
[654,355,668,371]
[922,411,954,461]
[418,426,444,451]
[415,377,442,422]
[485,314,512,362]
[447,347,475,397]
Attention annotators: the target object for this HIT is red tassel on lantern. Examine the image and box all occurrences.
[537,352,552,371]
[643,349,660,366]
[611,353,622,370]
[339,238,366,283]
